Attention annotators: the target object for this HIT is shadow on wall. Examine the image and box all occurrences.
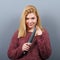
[41,14,59,60]
[0,17,19,60]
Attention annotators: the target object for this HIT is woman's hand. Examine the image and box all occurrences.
[35,26,42,36]
[22,43,32,51]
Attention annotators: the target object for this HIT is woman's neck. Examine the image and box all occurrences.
[27,28,34,32]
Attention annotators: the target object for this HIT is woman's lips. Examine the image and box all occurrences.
[28,24,33,26]
[28,23,33,26]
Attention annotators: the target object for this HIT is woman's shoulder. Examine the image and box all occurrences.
[12,29,19,37]
[42,27,49,37]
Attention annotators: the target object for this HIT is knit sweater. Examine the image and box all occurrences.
[7,28,51,60]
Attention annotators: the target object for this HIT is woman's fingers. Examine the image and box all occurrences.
[26,43,32,47]
[22,43,32,51]
[23,46,30,51]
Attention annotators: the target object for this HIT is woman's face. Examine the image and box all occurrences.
[25,13,37,29]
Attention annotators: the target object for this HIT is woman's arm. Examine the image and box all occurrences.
[7,30,23,59]
[36,28,52,59]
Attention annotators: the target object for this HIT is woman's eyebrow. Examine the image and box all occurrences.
[26,16,35,18]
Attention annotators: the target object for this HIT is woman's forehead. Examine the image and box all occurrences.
[26,13,36,18]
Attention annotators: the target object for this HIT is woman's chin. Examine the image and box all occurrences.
[28,26,34,29]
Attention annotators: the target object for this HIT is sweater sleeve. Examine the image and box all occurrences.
[7,30,23,59]
[36,28,52,59]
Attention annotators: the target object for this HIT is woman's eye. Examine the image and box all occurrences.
[26,18,29,20]
[25,17,35,20]
[31,17,35,19]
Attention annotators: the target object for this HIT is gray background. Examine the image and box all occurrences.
[0,0,60,60]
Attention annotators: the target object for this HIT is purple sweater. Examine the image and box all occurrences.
[7,28,52,60]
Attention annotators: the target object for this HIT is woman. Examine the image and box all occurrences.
[7,5,52,60]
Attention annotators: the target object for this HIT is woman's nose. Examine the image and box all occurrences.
[29,19,32,23]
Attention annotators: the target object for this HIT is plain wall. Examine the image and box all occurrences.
[0,0,60,60]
